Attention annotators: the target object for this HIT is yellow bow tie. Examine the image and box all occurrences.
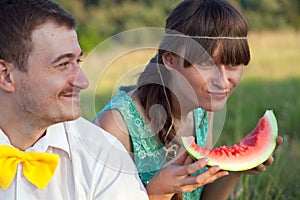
[0,145,59,190]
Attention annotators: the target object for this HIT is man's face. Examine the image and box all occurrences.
[12,21,89,125]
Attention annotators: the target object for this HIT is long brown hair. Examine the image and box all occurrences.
[136,0,250,198]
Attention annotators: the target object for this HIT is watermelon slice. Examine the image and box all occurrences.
[182,110,278,171]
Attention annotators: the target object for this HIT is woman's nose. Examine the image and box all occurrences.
[212,65,229,90]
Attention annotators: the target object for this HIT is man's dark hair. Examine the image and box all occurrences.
[0,0,76,71]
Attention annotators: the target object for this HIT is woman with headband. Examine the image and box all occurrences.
[94,0,281,199]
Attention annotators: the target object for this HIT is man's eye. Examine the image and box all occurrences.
[60,62,72,67]
[77,59,83,65]
[58,62,72,68]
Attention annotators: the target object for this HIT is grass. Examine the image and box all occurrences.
[80,29,300,199]
[221,78,300,200]
[220,30,300,200]
[210,30,300,200]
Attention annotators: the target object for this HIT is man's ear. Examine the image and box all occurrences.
[0,60,15,92]
[162,52,178,70]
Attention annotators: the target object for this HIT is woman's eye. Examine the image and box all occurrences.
[199,61,215,68]
[227,63,240,67]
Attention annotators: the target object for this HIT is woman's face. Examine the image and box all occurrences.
[165,47,244,112]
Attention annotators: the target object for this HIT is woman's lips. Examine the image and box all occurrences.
[208,91,228,100]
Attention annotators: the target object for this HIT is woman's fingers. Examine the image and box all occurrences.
[185,166,228,185]
[172,151,190,165]
[173,166,228,192]
[167,136,284,193]
[176,157,209,176]
[255,164,266,172]
[275,136,283,151]
[263,156,274,166]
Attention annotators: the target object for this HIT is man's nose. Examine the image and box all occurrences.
[70,65,89,90]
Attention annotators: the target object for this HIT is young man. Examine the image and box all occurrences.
[0,0,148,199]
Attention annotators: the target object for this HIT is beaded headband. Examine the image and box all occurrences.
[164,33,247,40]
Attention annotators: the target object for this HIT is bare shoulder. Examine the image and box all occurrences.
[94,110,133,156]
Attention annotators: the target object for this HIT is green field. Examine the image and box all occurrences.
[81,30,300,199]
[223,30,300,200]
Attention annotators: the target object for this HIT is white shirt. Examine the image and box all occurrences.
[0,117,149,200]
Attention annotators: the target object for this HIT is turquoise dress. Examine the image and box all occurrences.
[94,86,209,200]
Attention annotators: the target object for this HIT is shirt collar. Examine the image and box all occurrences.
[0,122,70,157]
[0,129,11,145]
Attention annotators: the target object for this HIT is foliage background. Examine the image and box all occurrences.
[57,0,300,52]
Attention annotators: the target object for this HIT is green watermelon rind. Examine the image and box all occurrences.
[181,110,278,171]
[181,136,205,160]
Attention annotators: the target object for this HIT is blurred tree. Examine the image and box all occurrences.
[57,0,86,22]
[240,0,260,9]
[84,0,99,6]
[55,0,300,52]
[279,0,300,29]
[238,0,300,30]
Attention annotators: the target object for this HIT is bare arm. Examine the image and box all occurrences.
[146,152,228,200]
[200,172,241,200]
[94,110,133,158]
[94,110,228,200]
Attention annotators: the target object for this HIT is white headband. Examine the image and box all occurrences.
[165,33,247,40]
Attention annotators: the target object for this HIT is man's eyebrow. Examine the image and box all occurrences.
[51,51,83,65]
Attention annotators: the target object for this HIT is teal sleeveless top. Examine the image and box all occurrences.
[94,86,209,200]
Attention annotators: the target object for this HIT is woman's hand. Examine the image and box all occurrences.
[146,151,228,199]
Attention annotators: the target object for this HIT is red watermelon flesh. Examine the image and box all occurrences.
[182,110,278,171]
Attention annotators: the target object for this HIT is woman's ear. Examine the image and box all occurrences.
[162,52,178,70]
[0,60,15,92]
